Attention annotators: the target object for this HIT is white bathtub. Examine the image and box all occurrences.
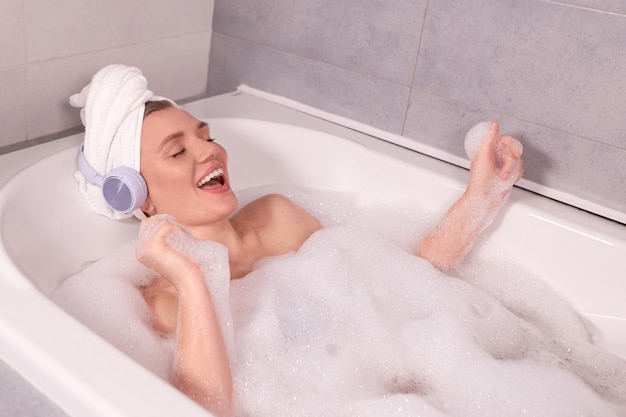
[0,91,624,416]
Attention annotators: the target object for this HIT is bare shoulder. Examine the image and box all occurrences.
[244,193,295,213]
[234,193,321,253]
[236,194,313,224]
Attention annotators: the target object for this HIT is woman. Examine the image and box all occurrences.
[133,100,523,415]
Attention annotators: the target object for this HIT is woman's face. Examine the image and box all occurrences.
[139,107,238,227]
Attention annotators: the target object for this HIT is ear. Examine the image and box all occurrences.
[140,196,156,217]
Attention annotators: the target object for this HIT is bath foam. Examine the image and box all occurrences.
[51,240,176,380]
[229,227,626,416]
[51,186,626,416]
[229,187,626,417]
[53,217,237,377]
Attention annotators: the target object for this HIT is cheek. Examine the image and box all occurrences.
[142,165,190,203]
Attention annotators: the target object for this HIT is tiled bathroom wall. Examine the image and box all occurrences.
[2,0,624,215]
[208,0,626,218]
[0,0,214,150]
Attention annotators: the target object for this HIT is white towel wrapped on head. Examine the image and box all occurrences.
[70,64,172,220]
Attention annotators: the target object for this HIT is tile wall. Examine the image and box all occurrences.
[208,0,626,218]
[0,0,214,150]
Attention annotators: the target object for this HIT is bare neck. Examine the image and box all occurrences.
[185,217,262,280]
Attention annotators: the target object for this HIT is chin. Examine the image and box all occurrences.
[200,193,240,222]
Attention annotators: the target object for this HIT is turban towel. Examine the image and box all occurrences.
[70,64,161,220]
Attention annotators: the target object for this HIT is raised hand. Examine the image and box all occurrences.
[465,121,524,202]
[136,214,202,287]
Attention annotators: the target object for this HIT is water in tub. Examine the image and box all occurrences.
[52,183,626,417]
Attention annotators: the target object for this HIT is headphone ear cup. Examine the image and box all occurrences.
[101,166,148,214]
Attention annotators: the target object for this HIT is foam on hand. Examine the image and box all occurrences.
[464,121,524,200]
[464,120,523,161]
[464,121,495,161]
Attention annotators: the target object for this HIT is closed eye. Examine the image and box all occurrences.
[171,148,186,158]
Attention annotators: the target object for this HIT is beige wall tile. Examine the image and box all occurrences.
[27,32,212,139]
[0,0,25,67]
[0,68,26,147]
[25,0,213,61]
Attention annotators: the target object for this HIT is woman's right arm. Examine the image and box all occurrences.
[136,217,233,416]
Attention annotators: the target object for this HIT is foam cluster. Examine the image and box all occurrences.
[464,121,494,161]
[464,121,524,193]
[53,186,626,417]
[230,188,626,417]
[52,240,176,379]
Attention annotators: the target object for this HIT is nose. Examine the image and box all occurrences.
[196,138,219,163]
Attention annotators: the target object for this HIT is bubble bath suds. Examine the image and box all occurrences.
[53,186,626,417]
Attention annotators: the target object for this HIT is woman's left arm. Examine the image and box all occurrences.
[416,121,523,272]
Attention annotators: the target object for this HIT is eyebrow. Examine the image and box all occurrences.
[157,121,209,152]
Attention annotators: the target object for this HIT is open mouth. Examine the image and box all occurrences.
[197,168,225,189]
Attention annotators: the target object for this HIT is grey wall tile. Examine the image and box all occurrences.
[0,68,26,147]
[208,0,626,216]
[25,0,213,61]
[413,0,626,150]
[1,0,25,68]
[405,90,626,214]
[27,33,211,139]
[209,33,410,134]
[563,0,626,15]
[404,90,496,157]
[213,0,427,85]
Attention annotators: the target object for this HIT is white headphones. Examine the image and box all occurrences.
[77,143,147,214]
